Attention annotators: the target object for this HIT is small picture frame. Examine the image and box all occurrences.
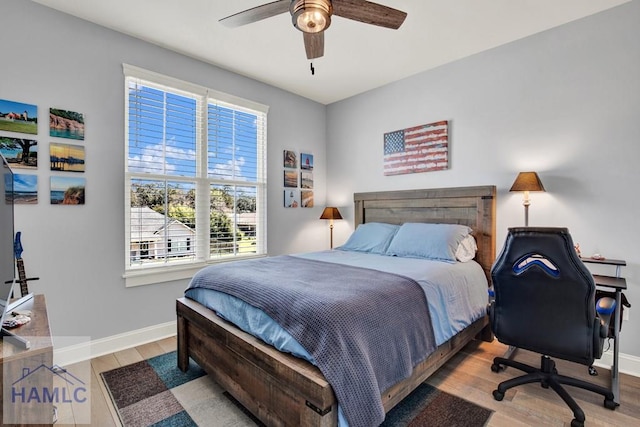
[11,173,38,204]
[284,170,298,188]
[50,108,85,140]
[50,142,85,172]
[0,99,38,135]
[283,150,297,168]
[51,176,85,205]
[301,171,313,189]
[301,153,313,170]
[301,190,314,208]
[284,189,299,208]
[0,137,38,169]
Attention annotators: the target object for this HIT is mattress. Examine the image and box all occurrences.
[186,250,488,347]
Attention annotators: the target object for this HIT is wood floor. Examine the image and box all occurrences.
[56,337,640,426]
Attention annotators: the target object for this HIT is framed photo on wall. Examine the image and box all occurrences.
[283,150,297,168]
[51,176,85,205]
[0,99,38,135]
[301,190,314,208]
[50,108,85,140]
[284,189,299,208]
[301,153,313,170]
[0,137,38,169]
[301,171,313,189]
[50,142,85,172]
[11,173,38,204]
[284,170,298,187]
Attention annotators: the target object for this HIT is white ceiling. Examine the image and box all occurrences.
[32,0,628,105]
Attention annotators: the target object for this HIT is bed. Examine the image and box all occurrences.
[177,185,496,427]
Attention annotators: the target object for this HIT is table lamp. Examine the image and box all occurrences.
[510,171,545,226]
[319,207,342,249]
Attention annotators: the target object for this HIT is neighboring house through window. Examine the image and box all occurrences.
[123,65,268,286]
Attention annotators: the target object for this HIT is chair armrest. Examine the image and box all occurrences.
[594,297,616,359]
[596,297,616,337]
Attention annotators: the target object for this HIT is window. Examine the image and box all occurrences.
[124,65,267,285]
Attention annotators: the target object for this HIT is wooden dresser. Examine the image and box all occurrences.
[0,294,54,426]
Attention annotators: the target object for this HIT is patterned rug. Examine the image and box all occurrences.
[101,351,492,427]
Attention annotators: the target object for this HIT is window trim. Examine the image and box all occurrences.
[123,254,267,287]
[123,64,269,114]
[123,64,268,287]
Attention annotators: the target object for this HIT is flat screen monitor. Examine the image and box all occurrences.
[0,152,16,309]
[0,153,32,348]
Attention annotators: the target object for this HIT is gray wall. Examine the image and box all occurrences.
[327,1,640,357]
[1,0,328,340]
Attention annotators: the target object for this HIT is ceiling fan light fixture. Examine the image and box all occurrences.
[291,0,332,34]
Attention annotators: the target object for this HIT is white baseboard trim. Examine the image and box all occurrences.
[53,321,640,379]
[593,347,640,378]
[53,321,177,367]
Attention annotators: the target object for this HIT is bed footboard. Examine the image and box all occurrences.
[177,296,338,427]
[177,297,489,427]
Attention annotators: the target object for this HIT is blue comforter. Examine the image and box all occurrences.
[187,255,436,427]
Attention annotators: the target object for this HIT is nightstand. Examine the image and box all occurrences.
[581,257,627,404]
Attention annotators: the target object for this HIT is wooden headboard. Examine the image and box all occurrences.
[353,185,497,284]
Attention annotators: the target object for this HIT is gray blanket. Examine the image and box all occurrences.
[187,255,436,427]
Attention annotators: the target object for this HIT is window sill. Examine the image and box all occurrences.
[123,254,268,287]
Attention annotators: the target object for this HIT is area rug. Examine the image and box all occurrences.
[101,351,492,427]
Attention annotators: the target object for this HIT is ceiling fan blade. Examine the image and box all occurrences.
[333,0,407,29]
[219,0,290,28]
[303,32,324,59]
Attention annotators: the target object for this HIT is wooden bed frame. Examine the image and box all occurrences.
[177,185,496,427]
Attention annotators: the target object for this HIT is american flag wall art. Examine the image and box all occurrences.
[383,120,449,176]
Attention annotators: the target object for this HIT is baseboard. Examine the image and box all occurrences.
[593,347,640,378]
[53,321,177,367]
[53,321,640,378]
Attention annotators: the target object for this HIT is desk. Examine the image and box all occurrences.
[0,294,53,426]
[582,257,627,405]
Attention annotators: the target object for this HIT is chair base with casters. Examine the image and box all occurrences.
[491,354,617,427]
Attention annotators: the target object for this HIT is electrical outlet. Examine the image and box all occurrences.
[623,308,629,321]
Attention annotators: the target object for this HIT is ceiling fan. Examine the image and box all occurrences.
[219,0,407,60]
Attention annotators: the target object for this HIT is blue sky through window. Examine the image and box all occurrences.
[128,82,259,182]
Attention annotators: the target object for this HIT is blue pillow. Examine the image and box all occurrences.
[337,222,399,254]
[385,223,472,262]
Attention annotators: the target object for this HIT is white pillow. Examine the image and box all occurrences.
[455,234,477,262]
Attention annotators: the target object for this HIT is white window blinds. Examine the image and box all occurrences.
[124,65,267,274]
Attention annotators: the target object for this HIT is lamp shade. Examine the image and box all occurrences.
[319,207,342,220]
[509,172,545,192]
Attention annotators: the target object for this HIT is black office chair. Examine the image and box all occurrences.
[489,227,617,427]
